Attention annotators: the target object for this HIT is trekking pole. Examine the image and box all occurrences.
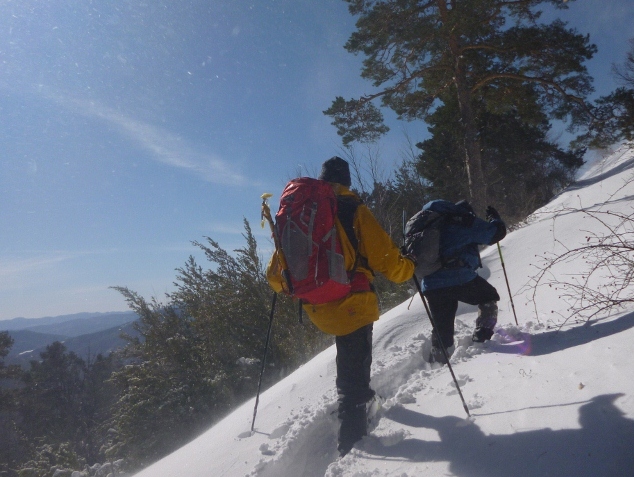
[412,275,471,418]
[496,243,518,326]
[251,292,277,432]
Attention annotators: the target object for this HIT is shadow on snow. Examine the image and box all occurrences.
[365,393,634,477]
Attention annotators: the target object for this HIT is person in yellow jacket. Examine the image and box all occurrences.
[267,156,414,457]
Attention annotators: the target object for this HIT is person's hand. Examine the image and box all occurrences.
[485,205,501,222]
[400,245,417,265]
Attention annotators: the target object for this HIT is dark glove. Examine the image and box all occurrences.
[400,245,417,265]
[485,205,501,222]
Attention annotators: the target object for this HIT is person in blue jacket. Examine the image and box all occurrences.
[418,199,506,364]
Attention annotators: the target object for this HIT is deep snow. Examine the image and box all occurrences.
[133,145,634,477]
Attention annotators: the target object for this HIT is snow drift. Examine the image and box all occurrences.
[133,146,634,477]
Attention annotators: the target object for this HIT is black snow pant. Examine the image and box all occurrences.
[423,275,500,349]
[335,323,375,454]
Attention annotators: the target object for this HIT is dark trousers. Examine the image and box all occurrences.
[335,323,375,452]
[423,275,500,349]
[335,323,375,411]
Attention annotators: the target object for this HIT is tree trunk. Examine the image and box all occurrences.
[456,83,487,214]
[441,0,487,214]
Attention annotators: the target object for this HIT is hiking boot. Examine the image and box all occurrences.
[338,439,356,458]
[337,403,367,457]
[426,344,454,365]
[337,395,384,457]
[472,327,495,343]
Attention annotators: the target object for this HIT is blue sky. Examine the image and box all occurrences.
[1,0,633,320]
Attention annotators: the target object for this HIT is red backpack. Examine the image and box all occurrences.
[274,177,352,305]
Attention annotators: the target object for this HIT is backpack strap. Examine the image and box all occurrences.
[336,196,360,248]
[336,196,372,292]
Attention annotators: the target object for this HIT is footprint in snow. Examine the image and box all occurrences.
[268,424,290,439]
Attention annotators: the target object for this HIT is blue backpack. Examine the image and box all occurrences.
[403,204,474,278]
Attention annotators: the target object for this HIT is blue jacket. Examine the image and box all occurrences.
[420,200,505,292]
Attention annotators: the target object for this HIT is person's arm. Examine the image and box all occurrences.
[485,206,506,244]
[443,214,505,256]
[355,205,414,283]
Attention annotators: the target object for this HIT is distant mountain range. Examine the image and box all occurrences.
[1,311,137,332]
[1,311,139,368]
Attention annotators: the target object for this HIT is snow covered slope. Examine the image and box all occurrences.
[133,145,634,477]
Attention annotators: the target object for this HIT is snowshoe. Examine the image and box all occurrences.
[472,327,495,343]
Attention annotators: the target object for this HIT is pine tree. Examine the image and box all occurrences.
[11,342,120,475]
[0,332,28,474]
[325,0,596,213]
[416,94,584,222]
[107,292,226,468]
[108,220,330,470]
[578,39,634,148]
[20,342,86,444]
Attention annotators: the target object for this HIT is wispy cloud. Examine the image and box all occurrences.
[0,253,73,278]
[0,253,78,289]
[0,249,119,282]
[37,86,252,186]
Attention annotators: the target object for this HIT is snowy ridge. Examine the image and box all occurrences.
[133,146,634,477]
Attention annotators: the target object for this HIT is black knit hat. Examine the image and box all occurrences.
[319,156,351,187]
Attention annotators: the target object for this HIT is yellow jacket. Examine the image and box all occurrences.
[266,184,414,336]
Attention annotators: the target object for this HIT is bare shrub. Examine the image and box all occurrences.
[529,202,634,327]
